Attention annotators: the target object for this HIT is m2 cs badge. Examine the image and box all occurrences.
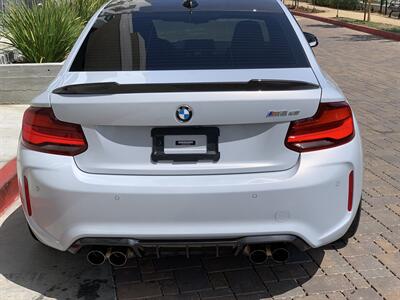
[267,110,300,118]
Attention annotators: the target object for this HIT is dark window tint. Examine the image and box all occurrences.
[71,10,309,71]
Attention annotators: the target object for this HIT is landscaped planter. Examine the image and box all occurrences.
[0,63,62,104]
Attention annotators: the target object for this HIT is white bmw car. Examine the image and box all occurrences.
[18,0,362,265]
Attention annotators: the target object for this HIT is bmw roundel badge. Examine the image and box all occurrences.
[176,105,193,123]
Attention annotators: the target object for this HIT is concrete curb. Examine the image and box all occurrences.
[292,11,400,42]
[0,158,19,216]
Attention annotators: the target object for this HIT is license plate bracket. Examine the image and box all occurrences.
[151,127,220,162]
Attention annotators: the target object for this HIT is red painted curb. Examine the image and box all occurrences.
[292,11,400,42]
[0,158,19,216]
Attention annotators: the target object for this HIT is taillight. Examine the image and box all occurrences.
[285,102,354,152]
[22,107,87,156]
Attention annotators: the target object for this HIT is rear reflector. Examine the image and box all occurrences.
[22,107,87,156]
[285,102,354,152]
[24,176,32,216]
[348,171,354,212]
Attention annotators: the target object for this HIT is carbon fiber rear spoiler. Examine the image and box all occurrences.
[53,80,320,95]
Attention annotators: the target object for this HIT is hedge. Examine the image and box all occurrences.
[311,0,360,10]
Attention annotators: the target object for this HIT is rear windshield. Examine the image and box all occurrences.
[70,8,309,71]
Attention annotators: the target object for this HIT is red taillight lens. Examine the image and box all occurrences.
[22,107,87,156]
[285,102,354,152]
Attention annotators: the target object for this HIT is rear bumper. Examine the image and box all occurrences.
[17,135,362,251]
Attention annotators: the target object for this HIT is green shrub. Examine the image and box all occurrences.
[0,0,106,63]
[0,0,84,63]
[69,0,106,24]
[314,0,359,10]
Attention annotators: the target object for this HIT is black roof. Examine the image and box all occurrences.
[103,0,282,14]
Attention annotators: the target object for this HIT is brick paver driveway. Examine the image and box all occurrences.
[113,18,400,300]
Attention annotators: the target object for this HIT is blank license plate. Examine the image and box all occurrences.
[151,127,220,162]
[164,135,207,154]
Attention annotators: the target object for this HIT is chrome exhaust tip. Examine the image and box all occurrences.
[271,246,290,263]
[87,249,106,266]
[108,250,128,267]
[249,249,268,264]
[244,245,269,265]
[107,247,135,267]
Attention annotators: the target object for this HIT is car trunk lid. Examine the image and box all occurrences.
[51,69,321,175]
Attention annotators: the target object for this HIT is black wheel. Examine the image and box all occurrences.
[342,200,362,241]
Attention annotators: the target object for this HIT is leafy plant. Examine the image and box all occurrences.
[0,0,106,63]
[69,0,106,24]
[0,0,84,63]
[314,0,360,10]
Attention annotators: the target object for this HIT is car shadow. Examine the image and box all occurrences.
[1,207,327,299]
[305,23,339,29]
[0,207,115,300]
[329,34,387,42]
[116,245,326,299]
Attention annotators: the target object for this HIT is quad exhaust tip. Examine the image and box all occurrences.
[271,246,290,263]
[249,249,268,264]
[87,249,106,266]
[245,243,290,264]
[244,244,269,264]
[87,247,133,267]
[86,243,290,266]
[108,250,128,267]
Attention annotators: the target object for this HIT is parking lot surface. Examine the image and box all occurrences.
[1,17,400,300]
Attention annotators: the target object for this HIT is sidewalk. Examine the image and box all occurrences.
[0,105,26,218]
[0,105,27,169]
[285,0,400,26]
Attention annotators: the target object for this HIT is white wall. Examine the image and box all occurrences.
[0,63,62,104]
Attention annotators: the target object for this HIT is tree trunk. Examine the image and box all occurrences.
[367,0,372,21]
[336,0,340,18]
[363,0,368,21]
